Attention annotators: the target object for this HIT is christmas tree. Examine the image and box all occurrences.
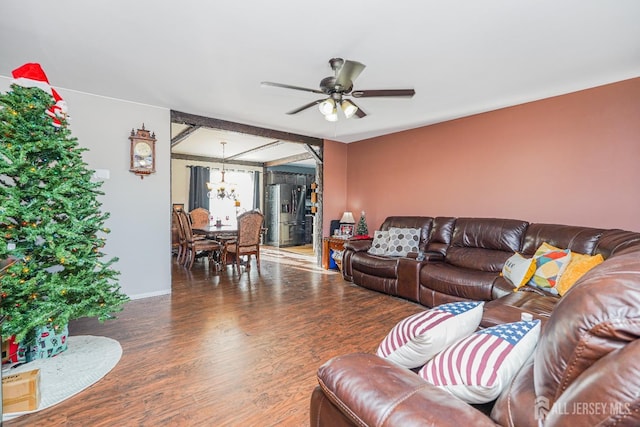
[356,211,368,236]
[0,64,128,344]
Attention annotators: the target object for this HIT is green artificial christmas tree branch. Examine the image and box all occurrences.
[0,85,129,344]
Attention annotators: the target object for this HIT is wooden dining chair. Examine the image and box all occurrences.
[189,207,210,229]
[172,208,187,263]
[178,209,222,269]
[222,210,264,274]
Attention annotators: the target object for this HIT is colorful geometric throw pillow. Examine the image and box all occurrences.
[386,227,420,256]
[367,230,390,255]
[376,301,484,369]
[527,242,572,294]
[419,319,541,404]
[556,252,604,296]
[502,252,536,289]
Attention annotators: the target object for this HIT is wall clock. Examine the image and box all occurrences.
[129,124,156,179]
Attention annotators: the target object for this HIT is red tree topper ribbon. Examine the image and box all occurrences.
[11,62,68,127]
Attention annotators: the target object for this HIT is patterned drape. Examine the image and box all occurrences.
[253,171,260,211]
[188,166,209,211]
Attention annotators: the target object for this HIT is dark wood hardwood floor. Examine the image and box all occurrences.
[5,248,424,426]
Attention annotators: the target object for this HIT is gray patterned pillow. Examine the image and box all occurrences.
[368,230,390,255]
[387,227,420,256]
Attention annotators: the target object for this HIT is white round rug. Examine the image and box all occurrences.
[2,335,122,421]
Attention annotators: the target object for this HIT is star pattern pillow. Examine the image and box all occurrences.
[376,301,484,369]
[367,230,390,255]
[419,319,541,404]
[386,227,420,256]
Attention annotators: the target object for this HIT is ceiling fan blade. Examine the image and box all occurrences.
[335,60,366,90]
[351,89,415,98]
[286,99,324,115]
[354,106,367,118]
[261,81,324,95]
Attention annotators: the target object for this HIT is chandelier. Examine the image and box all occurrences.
[206,141,237,200]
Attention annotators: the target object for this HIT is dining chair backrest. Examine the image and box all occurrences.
[236,210,264,248]
[173,209,186,242]
[189,208,210,229]
[178,209,197,243]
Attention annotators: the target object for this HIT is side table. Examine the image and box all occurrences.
[322,236,349,270]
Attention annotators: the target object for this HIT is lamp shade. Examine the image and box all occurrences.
[318,98,336,115]
[340,211,356,223]
[341,99,358,118]
[324,110,338,122]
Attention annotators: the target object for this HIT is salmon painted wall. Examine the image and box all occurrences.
[343,77,640,233]
[322,139,348,234]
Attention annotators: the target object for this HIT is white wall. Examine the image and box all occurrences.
[1,77,172,299]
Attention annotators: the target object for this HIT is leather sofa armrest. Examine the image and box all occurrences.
[397,257,425,302]
[316,353,498,427]
[343,239,372,252]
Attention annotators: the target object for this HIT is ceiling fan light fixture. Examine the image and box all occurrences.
[318,98,336,116]
[341,99,358,118]
[324,110,338,122]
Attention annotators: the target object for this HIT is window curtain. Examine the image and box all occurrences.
[253,171,260,211]
[188,166,209,211]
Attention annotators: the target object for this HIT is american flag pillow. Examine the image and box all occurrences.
[418,319,541,404]
[376,301,484,369]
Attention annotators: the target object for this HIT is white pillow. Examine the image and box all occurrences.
[368,230,390,255]
[376,301,484,369]
[502,252,536,289]
[419,319,541,404]
[386,227,420,256]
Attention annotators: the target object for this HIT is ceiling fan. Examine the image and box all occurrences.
[261,58,415,121]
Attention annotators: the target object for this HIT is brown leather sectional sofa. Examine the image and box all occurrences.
[311,216,640,426]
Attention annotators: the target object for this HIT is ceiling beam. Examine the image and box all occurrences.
[171,152,263,168]
[265,152,313,167]
[171,110,322,147]
[226,140,284,161]
[171,125,201,147]
[303,144,322,164]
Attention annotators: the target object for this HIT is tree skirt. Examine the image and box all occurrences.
[2,335,122,421]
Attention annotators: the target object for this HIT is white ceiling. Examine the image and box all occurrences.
[2,1,639,167]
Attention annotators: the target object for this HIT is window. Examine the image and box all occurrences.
[208,169,255,225]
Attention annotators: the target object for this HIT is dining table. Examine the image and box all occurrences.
[192,223,238,240]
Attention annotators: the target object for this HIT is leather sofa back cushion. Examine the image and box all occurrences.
[542,339,640,426]
[380,216,433,251]
[521,223,604,256]
[451,218,528,252]
[595,229,640,259]
[446,247,514,272]
[533,252,640,409]
[425,217,456,255]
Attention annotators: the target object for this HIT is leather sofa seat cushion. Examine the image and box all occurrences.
[350,252,398,278]
[481,291,557,329]
[352,271,398,295]
[420,263,496,301]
